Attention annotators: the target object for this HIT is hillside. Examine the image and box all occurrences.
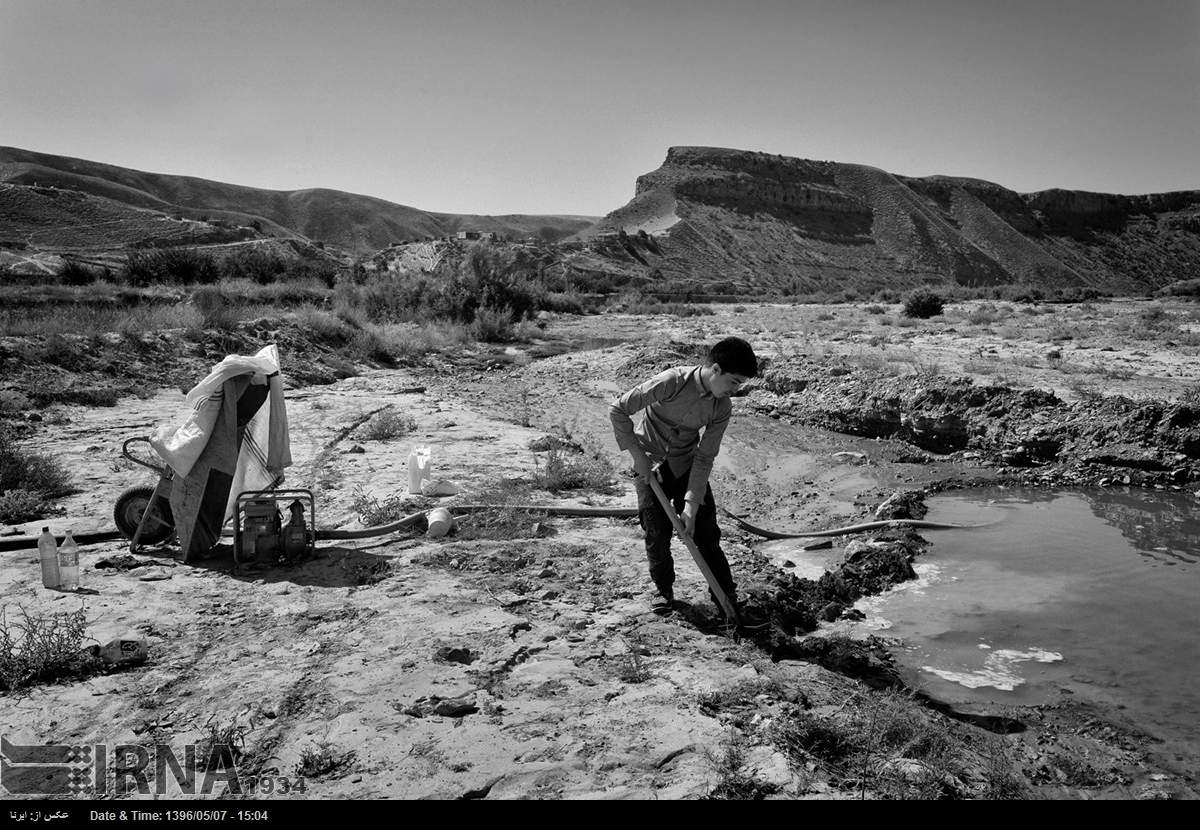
[5,143,1199,297]
[0,146,596,256]
[579,146,1200,295]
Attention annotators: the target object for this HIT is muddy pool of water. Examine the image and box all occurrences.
[779,486,1200,746]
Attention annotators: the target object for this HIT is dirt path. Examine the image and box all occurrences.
[3,302,1198,800]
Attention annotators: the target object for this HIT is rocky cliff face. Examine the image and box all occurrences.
[598,146,1200,294]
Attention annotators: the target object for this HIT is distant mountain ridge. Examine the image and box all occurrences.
[583,146,1200,294]
[3,144,1198,295]
[0,146,596,255]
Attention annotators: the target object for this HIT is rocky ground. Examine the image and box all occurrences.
[2,298,1199,800]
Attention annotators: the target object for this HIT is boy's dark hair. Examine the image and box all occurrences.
[707,336,758,378]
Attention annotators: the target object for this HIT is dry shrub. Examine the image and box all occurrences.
[470,305,515,343]
[0,606,102,693]
[0,488,53,525]
[706,729,780,800]
[902,289,946,319]
[294,743,357,779]
[531,446,614,493]
[355,407,416,441]
[349,486,410,527]
[454,480,538,541]
[0,432,72,523]
[194,719,245,773]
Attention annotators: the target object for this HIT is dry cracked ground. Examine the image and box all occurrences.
[2,299,1200,800]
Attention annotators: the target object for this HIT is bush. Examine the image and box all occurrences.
[57,258,99,286]
[356,407,416,441]
[191,286,242,330]
[902,289,945,319]
[0,488,53,524]
[123,247,221,286]
[350,486,409,526]
[347,327,397,364]
[226,248,287,285]
[0,432,72,501]
[0,606,102,693]
[39,333,89,371]
[532,446,614,493]
[470,305,515,342]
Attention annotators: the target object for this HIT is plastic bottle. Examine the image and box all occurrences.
[408,446,432,495]
[38,527,60,589]
[95,635,149,666]
[57,530,80,591]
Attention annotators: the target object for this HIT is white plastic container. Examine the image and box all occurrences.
[408,446,432,495]
[426,507,453,538]
[38,527,60,589]
[57,530,79,591]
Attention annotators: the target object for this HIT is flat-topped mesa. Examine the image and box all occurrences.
[637,146,869,215]
[643,145,1200,229]
[609,145,1200,292]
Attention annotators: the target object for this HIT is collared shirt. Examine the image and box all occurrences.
[609,365,730,506]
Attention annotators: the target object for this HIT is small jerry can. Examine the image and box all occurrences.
[409,446,432,495]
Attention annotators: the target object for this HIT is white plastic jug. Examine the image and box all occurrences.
[408,446,432,495]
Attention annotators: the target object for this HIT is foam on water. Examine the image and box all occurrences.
[922,648,1064,691]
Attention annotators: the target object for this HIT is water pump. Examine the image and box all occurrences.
[234,489,315,564]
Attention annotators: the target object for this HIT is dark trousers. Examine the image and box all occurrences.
[635,463,736,604]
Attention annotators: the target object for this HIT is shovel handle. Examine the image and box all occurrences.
[645,473,740,627]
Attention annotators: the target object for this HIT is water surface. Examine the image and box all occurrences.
[799,487,1200,746]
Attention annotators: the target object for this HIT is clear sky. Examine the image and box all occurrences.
[2,0,1197,216]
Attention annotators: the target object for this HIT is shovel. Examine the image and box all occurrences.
[645,471,741,630]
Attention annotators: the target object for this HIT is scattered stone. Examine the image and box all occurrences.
[874,489,928,520]
[818,601,843,622]
[435,646,475,665]
[433,696,478,717]
[652,745,695,769]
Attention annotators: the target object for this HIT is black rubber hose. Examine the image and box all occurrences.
[0,530,124,552]
[0,504,992,551]
[719,509,983,540]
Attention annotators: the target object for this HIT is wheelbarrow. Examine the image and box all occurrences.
[113,437,177,553]
[113,370,277,560]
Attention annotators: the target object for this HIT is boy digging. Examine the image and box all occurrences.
[609,337,766,629]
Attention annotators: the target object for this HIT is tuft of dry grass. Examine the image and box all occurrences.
[355,407,416,441]
[768,686,1025,799]
[193,719,246,773]
[294,743,357,779]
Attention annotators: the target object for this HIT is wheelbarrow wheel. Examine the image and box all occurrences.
[113,485,174,545]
